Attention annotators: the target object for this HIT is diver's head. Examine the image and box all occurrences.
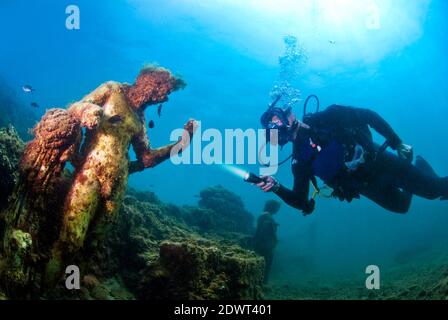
[264,200,281,215]
[260,107,298,147]
[127,66,186,110]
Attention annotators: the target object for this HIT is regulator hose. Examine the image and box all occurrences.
[303,94,320,120]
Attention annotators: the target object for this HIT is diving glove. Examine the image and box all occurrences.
[302,199,315,216]
[397,143,414,162]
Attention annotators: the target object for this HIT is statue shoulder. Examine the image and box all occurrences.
[102,81,124,91]
[82,81,125,104]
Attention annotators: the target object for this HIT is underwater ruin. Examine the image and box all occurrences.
[1,1,448,305]
[0,66,265,300]
[2,113,448,300]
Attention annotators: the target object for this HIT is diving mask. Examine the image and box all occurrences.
[265,121,291,146]
[261,106,293,146]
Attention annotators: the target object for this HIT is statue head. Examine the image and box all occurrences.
[126,65,186,110]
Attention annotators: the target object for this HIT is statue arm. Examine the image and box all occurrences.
[129,119,196,174]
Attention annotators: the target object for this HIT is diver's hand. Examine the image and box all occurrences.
[256,176,279,193]
[179,119,198,149]
[302,199,315,216]
[397,143,413,162]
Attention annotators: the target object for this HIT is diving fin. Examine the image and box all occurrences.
[416,157,448,201]
[415,156,438,178]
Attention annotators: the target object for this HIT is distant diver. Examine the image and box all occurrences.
[256,98,448,215]
[30,102,39,108]
[253,200,281,284]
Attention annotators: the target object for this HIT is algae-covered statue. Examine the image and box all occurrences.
[0,66,196,297]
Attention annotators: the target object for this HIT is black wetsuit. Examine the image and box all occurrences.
[274,105,448,214]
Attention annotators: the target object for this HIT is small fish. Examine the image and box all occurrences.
[328,40,336,45]
[108,115,123,124]
[30,102,39,108]
[22,85,35,93]
[148,120,155,129]
[157,104,163,117]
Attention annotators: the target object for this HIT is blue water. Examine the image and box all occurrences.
[1,0,447,285]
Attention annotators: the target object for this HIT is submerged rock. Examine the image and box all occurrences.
[184,185,254,235]
[50,189,264,300]
[0,126,25,251]
[106,192,263,300]
[139,240,263,300]
[0,126,24,209]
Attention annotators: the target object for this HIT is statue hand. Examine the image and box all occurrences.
[180,119,198,148]
[302,199,315,216]
[184,119,198,136]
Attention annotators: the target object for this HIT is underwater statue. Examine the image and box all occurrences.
[0,66,196,297]
[253,200,280,284]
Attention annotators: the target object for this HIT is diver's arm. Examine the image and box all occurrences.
[354,108,413,160]
[273,173,315,215]
[326,105,403,149]
[130,119,196,173]
[355,108,402,149]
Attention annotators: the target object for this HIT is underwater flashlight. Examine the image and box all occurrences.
[243,172,264,184]
[221,165,264,184]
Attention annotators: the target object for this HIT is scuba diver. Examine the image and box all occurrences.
[256,98,448,215]
[253,200,281,284]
